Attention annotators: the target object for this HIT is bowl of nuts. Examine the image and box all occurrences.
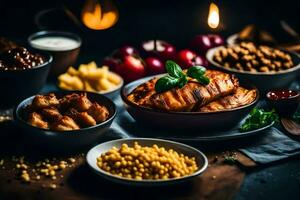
[86,138,208,186]
[206,42,300,93]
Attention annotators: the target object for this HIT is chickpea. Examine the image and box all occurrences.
[259,66,269,72]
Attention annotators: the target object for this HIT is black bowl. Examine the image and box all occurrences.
[0,52,52,108]
[121,75,259,131]
[14,91,116,149]
[206,46,300,94]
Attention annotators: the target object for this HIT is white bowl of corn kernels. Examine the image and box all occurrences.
[86,138,208,186]
[57,62,123,99]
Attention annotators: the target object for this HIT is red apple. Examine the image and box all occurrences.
[114,45,139,58]
[141,40,176,61]
[190,34,224,55]
[102,57,120,72]
[116,55,145,82]
[176,49,208,69]
[145,57,165,75]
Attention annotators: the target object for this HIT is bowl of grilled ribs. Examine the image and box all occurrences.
[121,61,259,131]
[206,42,300,93]
[14,91,116,149]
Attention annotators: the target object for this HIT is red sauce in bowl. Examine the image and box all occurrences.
[267,90,299,100]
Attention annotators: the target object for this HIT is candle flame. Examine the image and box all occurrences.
[207,3,219,29]
[81,0,118,30]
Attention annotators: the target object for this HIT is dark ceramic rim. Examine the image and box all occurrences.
[0,51,53,72]
[86,138,208,184]
[121,74,260,115]
[158,121,275,142]
[14,91,116,134]
[206,45,300,75]
[27,30,82,51]
[266,90,300,101]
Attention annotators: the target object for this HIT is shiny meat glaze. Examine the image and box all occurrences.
[127,78,157,106]
[149,70,239,111]
[127,70,240,112]
[199,87,257,112]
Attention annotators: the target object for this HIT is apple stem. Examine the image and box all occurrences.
[154,38,157,51]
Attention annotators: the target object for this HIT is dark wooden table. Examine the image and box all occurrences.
[0,121,299,200]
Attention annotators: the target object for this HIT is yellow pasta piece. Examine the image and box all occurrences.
[83,80,97,92]
[85,67,108,80]
[99,78,116,91]
[86,61,97,70]
[58,82,74,90]
[67,67,79,76]
[58,74,84,90]
[78,64,89,77]
[107,72,121,85]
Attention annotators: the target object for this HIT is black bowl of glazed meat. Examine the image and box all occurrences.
[14,91,116,150]
[0,47,52,108]
[121,74,259,131]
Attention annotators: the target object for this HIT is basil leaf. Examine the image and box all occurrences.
[165,60,184,78]
[178,76,188,88]
[155,76,180,93]
[196,76,210,85]
[187,66,206,78]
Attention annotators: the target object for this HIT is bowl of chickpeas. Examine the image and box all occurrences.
[206,42,300,93]
[86,138,208,186]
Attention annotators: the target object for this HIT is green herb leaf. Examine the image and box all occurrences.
[187,66,206,77]
[224,156,237,164]
[155,76,180,93]
[155,60,210,93]
[178,76,188,88]
[196,75,210,85]
[239,108,278,132]
[165,60,184,78]
[187,66,210,85]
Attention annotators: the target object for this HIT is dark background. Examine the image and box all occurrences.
[0,0,300,61]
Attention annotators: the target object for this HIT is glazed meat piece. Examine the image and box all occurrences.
[40,107,62,122]
[77,112,96,127]
[26,92,110,130]
[60,93,92,112]
[87,103,109,123]
[128,70,239,111]
[199,87,257,112]
[30,93,59,110]
[127,78,157,106]
[28,112,48,129]
[51,116,80,131]
[66,108,96,127]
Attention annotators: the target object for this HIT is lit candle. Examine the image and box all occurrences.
[207,2,220,29]
[81,0,119,30]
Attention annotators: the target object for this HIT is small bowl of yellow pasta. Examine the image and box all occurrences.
[57,62,123,99]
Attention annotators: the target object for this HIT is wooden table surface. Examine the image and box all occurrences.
[0,121,258,200]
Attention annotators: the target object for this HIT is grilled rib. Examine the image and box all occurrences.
[127,70,239,112]
[199,87,257,112]
[127,78,157,106]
